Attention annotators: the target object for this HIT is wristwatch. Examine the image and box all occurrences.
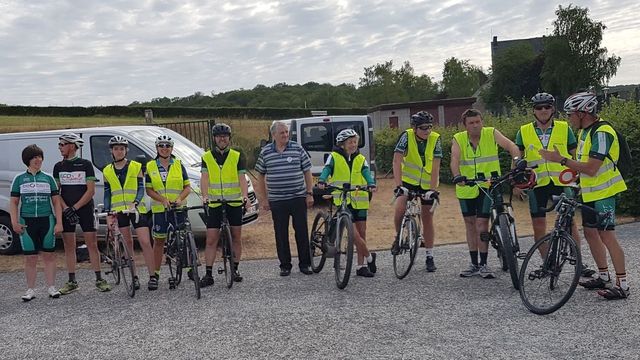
[560,157,569,166]
[306,191,313,196]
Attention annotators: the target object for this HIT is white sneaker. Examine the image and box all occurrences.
[479,264,496,279]
[48,286,61,299]
[459,264,480,277]
[21,288,36,302]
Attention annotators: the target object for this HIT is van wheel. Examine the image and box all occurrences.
[0,216,21,255]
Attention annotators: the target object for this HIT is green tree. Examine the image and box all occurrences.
[358,60,438,106]
[541,4,621,98]
[440,57,487,98]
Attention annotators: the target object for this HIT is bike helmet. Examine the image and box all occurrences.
[564,91,598,114]
[108,135,128,147]
[211,123,232,137]
[155,134,174,147]
[335,128,358,143]
[410,111,434,126]
[59,132,84,148]
[512,169,537,190]
[531,92,555,106]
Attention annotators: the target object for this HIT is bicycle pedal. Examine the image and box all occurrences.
[217,267,224,274]
[517,254,527,260]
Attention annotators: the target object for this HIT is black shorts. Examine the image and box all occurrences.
[458,192,491,218]
[347,205,367,222]
[401,182,435,206]
[528,184,575,218]
[581,196,617,230]
[63,204,96,233]
[20,216,56,255]
[116,212,149,229]
[206,205,243,229]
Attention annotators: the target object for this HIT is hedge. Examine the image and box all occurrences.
[0,105,367,119]
[374,99,640,215]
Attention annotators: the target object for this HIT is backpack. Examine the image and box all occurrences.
[589,120,633,179]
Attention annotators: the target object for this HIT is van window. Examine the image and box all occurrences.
[300,122,365,152]
[90,136,149,170]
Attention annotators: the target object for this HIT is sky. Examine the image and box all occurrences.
[1,0,639,106]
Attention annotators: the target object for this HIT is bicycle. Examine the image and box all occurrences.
[203,199,243,289]
[391,188,439,279]
[518,193,610,315]
[309,183,369,289]
[463,161,535,290]
[164,203,204,299]
[95,207,138,298]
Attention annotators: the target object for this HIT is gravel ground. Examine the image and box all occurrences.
[1,223,638,359]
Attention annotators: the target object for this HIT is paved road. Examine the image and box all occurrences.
[1,223,638,359]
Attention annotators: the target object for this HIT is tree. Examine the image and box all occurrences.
[541,5,621,98]
[440,57,487,98]
[358,60,438,106]
[482,44,543,112]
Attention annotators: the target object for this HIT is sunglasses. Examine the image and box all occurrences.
[157,144,173,148]
[58,142,70,147]
[417,125,433,131]
[534,105,553,110]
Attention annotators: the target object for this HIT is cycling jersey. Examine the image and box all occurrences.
[53,156,96,208]
[10,170,59,217]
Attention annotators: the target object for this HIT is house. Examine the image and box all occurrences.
[367,97,477,129]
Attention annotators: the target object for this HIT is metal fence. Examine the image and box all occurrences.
[160,119,214,150]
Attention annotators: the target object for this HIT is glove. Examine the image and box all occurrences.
[63,206,80,226]
[394,186,408,197]
[452,175,467,184]
[422,190,440,201]
[515,158,528,170]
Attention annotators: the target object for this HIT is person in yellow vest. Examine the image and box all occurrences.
[451,109,520,279]
[102,136,156,291]
[199,123,251,287]
[514,93,594,277]
[145,134,191,290]
[391,111,441,272]
[317,129,378,277]
[540,91,629,300]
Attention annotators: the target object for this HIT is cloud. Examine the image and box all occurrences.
[0,0,638,105]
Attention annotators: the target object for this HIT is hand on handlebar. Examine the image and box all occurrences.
[452,175,467,185]
[422,190,439,201]
[317,181,326,190]
[394,186,409,197]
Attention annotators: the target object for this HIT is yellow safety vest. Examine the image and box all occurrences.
[401,129,440,190]
[329,152,369,209]
[146,159,187,213]
[202,149,242,208]
[103,160,148,213]
[453,127,501,199]
[577,121,627,202]
[520,121,572,187]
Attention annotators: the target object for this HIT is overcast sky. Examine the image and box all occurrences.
[1,0,639,106]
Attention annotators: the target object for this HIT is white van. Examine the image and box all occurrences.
[0,126,259,255]
[276,115,376,186]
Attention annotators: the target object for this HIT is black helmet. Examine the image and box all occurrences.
[211,123,232,137]
[410,111,434,126]
[531,92,555,106]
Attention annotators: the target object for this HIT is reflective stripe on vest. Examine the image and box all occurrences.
[103,160,148,213]
[146,159,186,213]
[330,152,369,210]
[521,121,572,187]
[401,129,440,190]
[577,122,627,202]
[202,149,242,208]
[453,127,501,199]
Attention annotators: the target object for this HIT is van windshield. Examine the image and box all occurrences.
[128,128,204,167]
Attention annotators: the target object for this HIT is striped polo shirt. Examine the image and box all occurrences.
[255,141,312,202]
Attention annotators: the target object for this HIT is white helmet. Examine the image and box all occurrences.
[336,128,358,144]
[108,135,128,147]
[564,92,598,114]
[155,134,174,147]
[59,132,84,148]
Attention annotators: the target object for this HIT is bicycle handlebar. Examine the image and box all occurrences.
[539,193,612,222]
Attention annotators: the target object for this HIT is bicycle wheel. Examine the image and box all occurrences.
[102,236,120,285]
[222,225,235,289]
[309,211,329,273]
[498,214,519,290]
[334,214,354,289]
[393,216,419,279]
[186,232,201,299]
[518,233,581,315]
[117,236,136,298]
